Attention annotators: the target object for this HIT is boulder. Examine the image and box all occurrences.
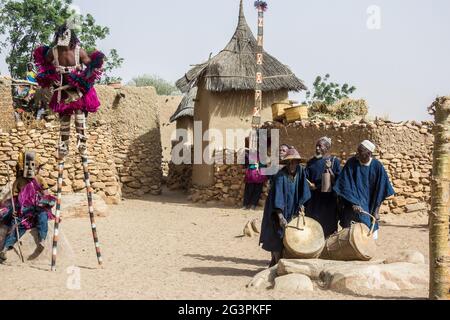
[274,274,314,292]
[60,193,109,218]
[277,259,384,280]
[405,203,426,213]
[384,250,426,265]
[277,259,345,280]
[247,266,278,289]
[320,262,428,294]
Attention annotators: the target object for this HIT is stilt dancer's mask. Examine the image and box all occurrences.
[19,151,38,178]
[57,29,72,47]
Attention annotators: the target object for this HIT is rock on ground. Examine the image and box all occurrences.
[320,262,428,294]
[274,274,314,292]
[384,250,426,265]
[277,259,384,280]
[61,193,109,218]
[246,265,277,289]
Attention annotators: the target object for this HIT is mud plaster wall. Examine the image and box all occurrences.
[0,77,16,132]
[192,82,288,186]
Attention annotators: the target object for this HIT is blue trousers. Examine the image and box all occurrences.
[2,211,49,250]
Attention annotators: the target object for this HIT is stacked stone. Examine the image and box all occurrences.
[179,119,434,214]
[0,77,16,132]
[373,121,433,215]
[0,121,121,204]
[166,162,192,191]
[114,134,163,197]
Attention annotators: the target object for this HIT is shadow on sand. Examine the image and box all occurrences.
[185,254,268,267]
[181,266,265,278]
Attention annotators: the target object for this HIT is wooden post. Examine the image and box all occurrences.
[250,1,268,154]
[428,96,450,300]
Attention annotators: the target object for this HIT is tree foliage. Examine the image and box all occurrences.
[304,74,357,106]
[128,74,180,95]
[0,0,123,80]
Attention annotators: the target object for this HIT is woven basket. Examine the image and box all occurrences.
[285,105,309,123]
[271,101,292,120]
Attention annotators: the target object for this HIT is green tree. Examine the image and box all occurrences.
[99,49,124,84]
[0,0,123,80]
[128,74,180,95]
[304,74,356,106]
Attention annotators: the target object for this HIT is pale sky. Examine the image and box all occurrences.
[1,0,449,121]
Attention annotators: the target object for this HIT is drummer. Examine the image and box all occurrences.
[305,137,341,238]
[333,140,395,240]
[259,148,311,267]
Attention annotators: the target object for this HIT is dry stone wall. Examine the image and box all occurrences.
[0,120,121,204]
[183,119,434,215]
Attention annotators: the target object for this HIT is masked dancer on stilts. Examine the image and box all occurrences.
[33,22,105,271]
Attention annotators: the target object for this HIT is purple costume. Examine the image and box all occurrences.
[33,45,105,115]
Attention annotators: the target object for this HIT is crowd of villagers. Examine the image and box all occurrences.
[243,135,395,267]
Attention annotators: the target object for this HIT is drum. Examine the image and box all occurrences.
[283,213,325,259]
[320,212,377,261]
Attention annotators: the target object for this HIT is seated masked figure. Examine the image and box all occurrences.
[33,23,105,159]
[0,151,56,262]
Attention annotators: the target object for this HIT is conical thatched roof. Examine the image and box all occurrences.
[170,86,197,123]
[176,0,306,93]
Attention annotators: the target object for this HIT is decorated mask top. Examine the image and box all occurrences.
[57,28,72,47]
[18,151,38,179]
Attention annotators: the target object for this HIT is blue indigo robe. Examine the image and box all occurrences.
[305,157,341,237]
[259,165,311,252]
[333,157,395,231]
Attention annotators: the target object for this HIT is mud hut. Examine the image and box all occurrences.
[174,0,306,186]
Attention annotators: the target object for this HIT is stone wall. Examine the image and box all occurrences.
[0,84,164,201]
[180,119,434,215]
[0,77,16,132]
[0,120,121,204]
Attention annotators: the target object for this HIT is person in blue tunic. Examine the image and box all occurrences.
[305,137,341,238]
[259,148,311,267]
[333,140,395,240]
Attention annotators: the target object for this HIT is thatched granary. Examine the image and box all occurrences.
[173,0,306,186]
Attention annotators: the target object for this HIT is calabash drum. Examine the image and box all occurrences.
[320,211,377,261]
[283,214,325,259]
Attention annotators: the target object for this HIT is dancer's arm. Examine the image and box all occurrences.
[80,48,91,67]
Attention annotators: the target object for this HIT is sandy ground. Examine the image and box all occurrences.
[0,189,429,300]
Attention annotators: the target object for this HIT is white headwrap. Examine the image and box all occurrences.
[360,140,376,153]
[318,136,332,149]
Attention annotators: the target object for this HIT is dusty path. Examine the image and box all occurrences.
[0,190,429,300]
